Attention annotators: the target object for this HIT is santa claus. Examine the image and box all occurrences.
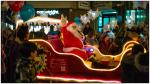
[60,15,91,60]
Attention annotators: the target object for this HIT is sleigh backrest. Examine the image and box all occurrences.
[47,35,64,52]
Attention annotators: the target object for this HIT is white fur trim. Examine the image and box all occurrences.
[63,47,85,53]
[134,52,149,73]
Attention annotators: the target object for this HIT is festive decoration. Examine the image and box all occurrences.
[36,54,47,73]
[74,16,83,29]
[87,9,99,20]
[74,17,81,25]
[20,4,35,21]
[8,1,24,13]
[125,17,134,29]
[80,14,90,24]
[79,8,99,24]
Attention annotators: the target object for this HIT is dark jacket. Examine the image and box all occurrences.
[4,40,20,82]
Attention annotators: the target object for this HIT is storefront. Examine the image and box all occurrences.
[98,9,118,32]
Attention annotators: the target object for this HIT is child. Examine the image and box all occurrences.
[15,41,39,83]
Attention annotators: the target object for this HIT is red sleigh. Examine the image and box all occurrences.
[29,38,144,83]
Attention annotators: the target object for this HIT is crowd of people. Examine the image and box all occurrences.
[83,22,149,55]
[81,21,149,82]
[2,23,43,82]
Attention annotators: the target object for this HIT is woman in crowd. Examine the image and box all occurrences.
[99,33,110,54]
[99,32,118,55]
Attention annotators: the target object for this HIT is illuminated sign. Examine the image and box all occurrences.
[36,10,59,16]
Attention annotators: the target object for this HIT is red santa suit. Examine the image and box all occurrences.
[61,22,90,60]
